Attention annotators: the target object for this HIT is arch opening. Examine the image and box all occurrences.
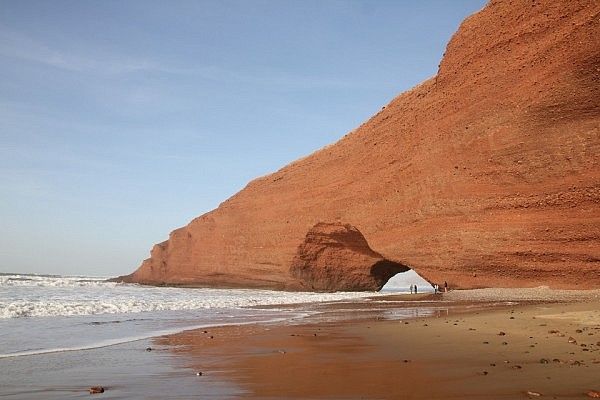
[380,269,434,293]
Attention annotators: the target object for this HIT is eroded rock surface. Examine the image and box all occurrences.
[117,0,600,290]
[289,223,409,291]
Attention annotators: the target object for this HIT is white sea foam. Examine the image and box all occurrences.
[0,274,383,318]
[0,274,113,288]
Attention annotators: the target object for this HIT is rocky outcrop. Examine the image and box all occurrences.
[289,223,409,291]
[117,0,600,291]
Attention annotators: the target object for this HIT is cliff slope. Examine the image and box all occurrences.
[119,0,600,290]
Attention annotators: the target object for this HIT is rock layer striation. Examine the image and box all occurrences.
[118,0,600,290]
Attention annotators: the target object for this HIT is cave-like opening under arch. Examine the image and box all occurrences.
[380,269,434,292]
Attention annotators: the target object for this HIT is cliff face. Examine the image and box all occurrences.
[119,0,600,290]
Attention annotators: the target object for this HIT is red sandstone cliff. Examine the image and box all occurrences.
[118,0,600,290]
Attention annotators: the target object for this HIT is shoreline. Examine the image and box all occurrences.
[157,290,600,399]
[2,289,599,399]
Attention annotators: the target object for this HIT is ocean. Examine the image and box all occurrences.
[0,273,401,359]
[0,273,439,398]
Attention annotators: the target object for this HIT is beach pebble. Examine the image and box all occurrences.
[511,365,523,370]
[196,372,203,376]
[540,358,550,364]
[548,329,560,334]
[89,386,105,394]
[576,329,583,333]
[502,341,509,345]
[498,331,506,336]
[526,391,542,397]
[403,359,411,363]
[480,370,489,375]
[568,337,577,344]
[587,390,600,398]
[483,341,489,344]
[145,347,152,352]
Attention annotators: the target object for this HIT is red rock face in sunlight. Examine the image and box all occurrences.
[117,0,600,291]
[288,223,409,292]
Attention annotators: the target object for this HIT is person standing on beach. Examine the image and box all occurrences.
[414,284,418,294]
[444,281,448,293]
[410,284,414,294]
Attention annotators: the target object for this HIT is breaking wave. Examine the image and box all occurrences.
[0,273,382,319]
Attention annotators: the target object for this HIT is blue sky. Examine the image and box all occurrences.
[0,0,487,277]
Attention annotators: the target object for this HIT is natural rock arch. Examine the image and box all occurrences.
[288,222,410,292]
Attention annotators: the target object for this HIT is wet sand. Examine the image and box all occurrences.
[3,291,599,399]
[159,292,600,399]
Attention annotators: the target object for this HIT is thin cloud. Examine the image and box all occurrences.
[0,28,382,89]
[0,29,164,74]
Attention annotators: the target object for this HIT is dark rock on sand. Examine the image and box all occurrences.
[89,386,105,394]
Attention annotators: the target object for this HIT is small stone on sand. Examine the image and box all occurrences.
[526,390,542,397]
[89,386,104,394]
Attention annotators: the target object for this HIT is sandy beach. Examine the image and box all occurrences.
[3,289,600,399]
[158,289,600,399]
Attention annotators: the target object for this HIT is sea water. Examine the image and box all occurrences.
[0,273,444,398]
[0,273,390,359]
